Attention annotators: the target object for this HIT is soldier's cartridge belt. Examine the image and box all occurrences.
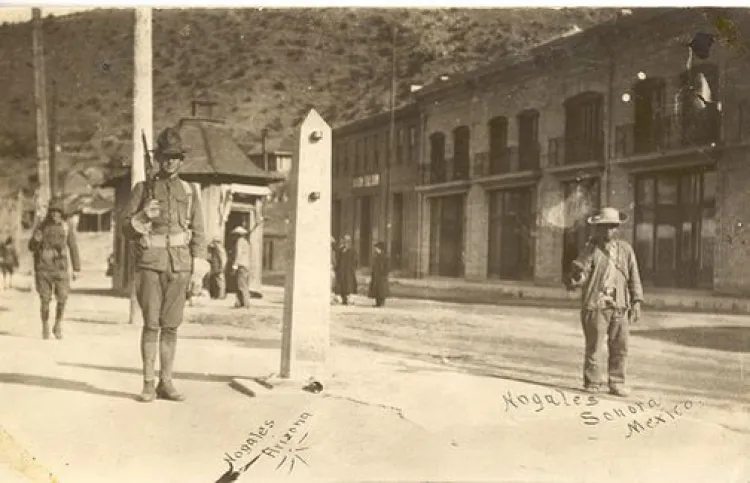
[148,232,191,247]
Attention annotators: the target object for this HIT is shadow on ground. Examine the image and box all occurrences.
[71,287,122,298]
[68,317,121,325]
[633,326,750,353]
[0,373,137,401]
[58,362,258,383]
[181,334,281,349]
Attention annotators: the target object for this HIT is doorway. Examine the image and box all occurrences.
[358,195,372,267]
[488,187,534,279]
[429,194,464,277]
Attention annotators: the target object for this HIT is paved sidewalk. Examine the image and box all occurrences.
[266,271,750,315]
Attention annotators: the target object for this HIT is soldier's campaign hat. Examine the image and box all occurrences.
[154,127,186,159]
[47,197,66,215]
[587,207,628,226]
[232,226,248,235]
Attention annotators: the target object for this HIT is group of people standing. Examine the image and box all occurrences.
[331,235,389,307]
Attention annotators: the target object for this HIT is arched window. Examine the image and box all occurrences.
[488,116,508,174]
[632,77,666,154]
[564,92,604,164]
[517,110,540,170]
[453,125,470,180]
[429,132,446,183]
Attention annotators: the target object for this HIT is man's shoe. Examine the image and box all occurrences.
[42,323,50,340]
[609,385,630,397]
[156,380,185,402]
[583,385,602,393]
[138,381,157,403]
[52,323,62,340]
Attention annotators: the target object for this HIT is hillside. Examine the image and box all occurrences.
[0,7,618,196]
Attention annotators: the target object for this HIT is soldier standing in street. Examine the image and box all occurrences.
[566,207,644,397]
[122,127,209,403]
[28,197,81,340]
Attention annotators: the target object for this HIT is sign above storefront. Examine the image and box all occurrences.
[353,174,380,188]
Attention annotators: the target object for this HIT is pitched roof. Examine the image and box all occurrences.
[176,118,284,185]
[104,118,284,186]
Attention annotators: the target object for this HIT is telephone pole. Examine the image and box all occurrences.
[32,7,51,217]
[129,7,153,325]
[384,24,396,254]
[49,80,58,198]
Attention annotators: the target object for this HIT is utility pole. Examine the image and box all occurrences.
[384,24,396,254]
[49,80,58,198]
[129,7,153,325]
[32,7,51,219]
[262,128,269,171]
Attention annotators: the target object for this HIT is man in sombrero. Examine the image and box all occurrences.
[566,207,644,397]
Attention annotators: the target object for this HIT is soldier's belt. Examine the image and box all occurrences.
[147,232,191,247]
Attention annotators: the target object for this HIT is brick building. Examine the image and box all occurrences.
[332,104,422,274]
[412,8,750,295]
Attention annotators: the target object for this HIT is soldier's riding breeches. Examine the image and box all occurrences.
[136,266,190,382]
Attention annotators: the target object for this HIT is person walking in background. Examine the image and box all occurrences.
[1,236,20,289]
[230,225,251,308]
[368,241,389,307]
[28,197,81,340]
[566,207,643,398]
[207,236,227,299]
[330,236,339,304]
[122,126,209,403]
[335,234,357,306]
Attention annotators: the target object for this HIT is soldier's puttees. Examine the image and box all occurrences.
[28,197,81,340]
[122,126,210,403]
[566,207,644,398]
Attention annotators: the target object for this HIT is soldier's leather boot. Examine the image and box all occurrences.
[41,304,50,339]
[138,380,157,403]
[156,379,185,402]
[140,327,159,402]
[52,322,63,340]
[157,328,184,401]
[53,302,65,339]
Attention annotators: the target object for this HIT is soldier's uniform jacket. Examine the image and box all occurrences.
[28,220,81,274]
[122,176,207,272]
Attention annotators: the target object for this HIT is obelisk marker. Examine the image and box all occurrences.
[280,109,332,380]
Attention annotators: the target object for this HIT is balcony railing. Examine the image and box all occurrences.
[614,111,721,158]
[547,134,604,167]
[418,156,470,185]
[472,144,540,178]
[518,143,541,171]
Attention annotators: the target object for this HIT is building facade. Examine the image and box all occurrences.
[332,104,422,274]
[413,8,750,295]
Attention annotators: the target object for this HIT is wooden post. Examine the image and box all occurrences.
[15,190,22,254]
[32,8,50,219]
[49,80,57,198]
[129,7,153,325]
[280,110,331,380]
